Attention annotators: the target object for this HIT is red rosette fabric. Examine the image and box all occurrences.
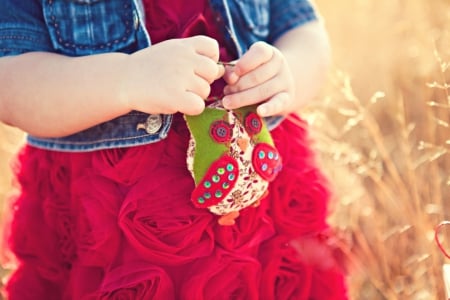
[118,172,215,265]
[3,115,349,299]
[269,115,330,237]
[259,236,313,300]
[5,264,64,300]
[87,262,175,300]
[213,196,275,255]
[179,249,261,300]
[6,147,73,297]
[259,234,349,300]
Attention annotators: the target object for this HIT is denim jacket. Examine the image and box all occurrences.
[0,0,317,152]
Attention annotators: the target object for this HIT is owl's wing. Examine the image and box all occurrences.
[184,107,229,184]
[234,105,274,145]
[234,106,283,181]
[252,143,282,181]
[190,154,238,208]
[185,106,240,208]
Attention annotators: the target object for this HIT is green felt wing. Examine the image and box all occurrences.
[184,107,229,185]
[235,105,274,145]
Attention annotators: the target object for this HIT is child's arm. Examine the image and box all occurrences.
[0,36,223,138]
[222,20,331,117]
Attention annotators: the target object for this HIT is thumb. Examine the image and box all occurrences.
[222,64,239,85]
[215,63,226,80]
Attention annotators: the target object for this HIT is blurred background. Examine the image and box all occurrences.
[310,0,450,299]
[0,0,449,299]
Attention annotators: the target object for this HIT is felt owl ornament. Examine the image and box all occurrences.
[184,101,282,226]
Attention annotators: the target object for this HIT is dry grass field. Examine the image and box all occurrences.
[311,0,450,299]
[0,0,449,299]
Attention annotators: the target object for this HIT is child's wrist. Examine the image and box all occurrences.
[114,53,135,113]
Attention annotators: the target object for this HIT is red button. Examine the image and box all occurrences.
[210,120,232,143]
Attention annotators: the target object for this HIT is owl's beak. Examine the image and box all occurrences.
[237,138,249,152]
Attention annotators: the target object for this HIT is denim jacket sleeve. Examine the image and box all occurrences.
[0,0,146,57]
[268,0,317,44]
[0,0,166,152]
[214,0,318,56]
[0,0,54,56]
[0,0,319,152]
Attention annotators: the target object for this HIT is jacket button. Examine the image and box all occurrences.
[136,114,162,134]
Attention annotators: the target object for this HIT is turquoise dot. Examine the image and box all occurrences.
[198,197,205,204]
[268,152,274,159]
[215,190,223,198]
[258,151,265,159]
[217,167,225,175]
[226,163,234,172]
[204,181,211,188]
[262,163,268,171]
[228,173,235,181]
[212,175,220,183]
[204,192,211,199]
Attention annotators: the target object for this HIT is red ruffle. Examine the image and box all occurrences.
[3,115,348,299]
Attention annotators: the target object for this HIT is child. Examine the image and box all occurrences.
[0,0,348,299]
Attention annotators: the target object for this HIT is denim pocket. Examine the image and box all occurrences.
[43,0,138,56]
[232,0,269,38]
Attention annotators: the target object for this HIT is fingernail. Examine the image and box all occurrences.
[228,72,239,84]
[222,97,231,108]
[217,64,225,77]
[257,105,267,116]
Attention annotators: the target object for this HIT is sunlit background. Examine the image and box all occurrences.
[0,0,449,299]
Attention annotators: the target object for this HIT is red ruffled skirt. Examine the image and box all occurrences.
[4,114,348,299]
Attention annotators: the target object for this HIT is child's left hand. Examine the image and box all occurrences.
[222,41,295,117]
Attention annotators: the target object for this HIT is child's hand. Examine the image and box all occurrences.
[222,41,295,117]
[124,36,224,116]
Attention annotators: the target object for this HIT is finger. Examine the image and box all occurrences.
[222,64,239,84]
[257,92,291,117]
[234,41,274,76]
[223,56,281,95]
[216,63,225,80]
[187,76,212,100]
[222,78,281,109]
[186,35,220,61]
[179,92,206,115]
[193,56,223,84]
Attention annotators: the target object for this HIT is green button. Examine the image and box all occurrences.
[212,175,220,183]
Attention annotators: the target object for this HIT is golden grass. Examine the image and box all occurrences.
[311,0,450,298]
[0,0,449,299]
[0,126,23,299]
[0,126,23,210]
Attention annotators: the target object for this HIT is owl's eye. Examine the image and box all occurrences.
[244,112,262,136]
[210,120,232,143]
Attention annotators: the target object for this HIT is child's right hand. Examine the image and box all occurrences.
[122,36,224,116]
